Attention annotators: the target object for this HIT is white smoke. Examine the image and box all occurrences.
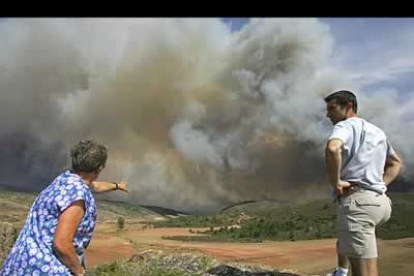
[0,18,412,213]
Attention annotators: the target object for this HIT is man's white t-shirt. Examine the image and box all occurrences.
[328,117,396,194]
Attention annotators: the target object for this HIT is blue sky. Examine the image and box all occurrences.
[222,18,414,103]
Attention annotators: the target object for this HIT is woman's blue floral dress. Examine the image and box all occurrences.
[0,170,97,276]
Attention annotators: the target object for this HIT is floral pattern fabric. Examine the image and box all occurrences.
[0,170,97,276]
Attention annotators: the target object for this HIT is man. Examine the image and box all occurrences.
[324,90,403,276]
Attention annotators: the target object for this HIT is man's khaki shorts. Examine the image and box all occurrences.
[336,188,392,259]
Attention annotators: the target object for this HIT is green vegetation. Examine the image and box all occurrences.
[88,260,201,276]
[162,235,263,243]
[161,199,336,242]
[1,188,414,276]
[1,187,414,244]
[95,200,162,221]
[117,216,125,231]
[0,190,37,208]
[220,200,286,215]
[87,252,220,276]
[0,222,17,267]
[151,201,287,228]
[152,214,233,228]
[85,252,307,276]
[376,193,414,239]
[161,193,414,242]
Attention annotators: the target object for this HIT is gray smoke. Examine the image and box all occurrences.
[0,18,412,213]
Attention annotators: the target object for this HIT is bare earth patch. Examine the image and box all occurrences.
[85,234,135,266]
[85,225,414,276]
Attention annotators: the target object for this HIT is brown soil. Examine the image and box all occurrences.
[85,225,414,276]
[85,234,135,266]
[85,226,336,274]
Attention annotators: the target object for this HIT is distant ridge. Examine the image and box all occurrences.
[0,186,188,221]
[0,183,35,193]
[219,199,289,215]
[388,179,414,192]
[219,200,258,213]
[140,205,190,216]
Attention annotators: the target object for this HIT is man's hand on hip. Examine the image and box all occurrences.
[334,180,353,196]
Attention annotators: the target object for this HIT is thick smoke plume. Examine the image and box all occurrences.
[0,18,412,213]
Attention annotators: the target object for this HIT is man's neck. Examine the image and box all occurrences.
[347,113,357,119]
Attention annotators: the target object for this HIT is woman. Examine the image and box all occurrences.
[0,140,129,276]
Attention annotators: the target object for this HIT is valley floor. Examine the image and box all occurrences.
[85,225,414,276]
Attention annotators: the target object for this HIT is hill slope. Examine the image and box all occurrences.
[0,187,184,227]
[155,192,414,242]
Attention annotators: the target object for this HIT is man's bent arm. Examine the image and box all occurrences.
[383,154,403,185]
[325,139,351,189]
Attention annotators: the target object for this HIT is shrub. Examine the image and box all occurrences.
[117,216,125,231]
[0,222,18,266]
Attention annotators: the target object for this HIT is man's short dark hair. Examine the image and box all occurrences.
[324,90,358,113]
[70,140,107,173]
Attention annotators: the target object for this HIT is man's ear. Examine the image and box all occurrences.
[347,102,353,111]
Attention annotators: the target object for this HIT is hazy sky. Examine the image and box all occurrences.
[222,17,414,105]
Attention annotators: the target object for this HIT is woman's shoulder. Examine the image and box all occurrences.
[50,172,95,212]
[59,170,90,190]
[47,171,93,203]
